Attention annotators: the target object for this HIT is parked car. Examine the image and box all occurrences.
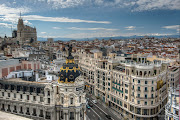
[89,103,93,107]
[105,115,112,119]
[92,100,97,104]
[86,104,91,109]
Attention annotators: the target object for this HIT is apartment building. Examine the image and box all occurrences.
[0,47,86,120]
[165,86,179,120]
[79,49,169,120]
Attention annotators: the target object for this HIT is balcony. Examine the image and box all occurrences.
[136,89,141,92]
[39,115,44,118]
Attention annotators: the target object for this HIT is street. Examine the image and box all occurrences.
[86,93,122,120]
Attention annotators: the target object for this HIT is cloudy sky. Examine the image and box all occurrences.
[0,0,180,39]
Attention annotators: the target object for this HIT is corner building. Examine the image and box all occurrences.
[0,46,86,120]
[78,50,169,120]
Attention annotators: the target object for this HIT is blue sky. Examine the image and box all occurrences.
[0,0,180,39]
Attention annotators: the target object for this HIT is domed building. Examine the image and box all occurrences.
[55,45,87,120]
[0,45,86,120]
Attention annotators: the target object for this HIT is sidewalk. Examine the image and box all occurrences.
[99,99,122,120]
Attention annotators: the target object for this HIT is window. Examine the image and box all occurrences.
[114,98,116,102]
[117,100,119,104]
[151,94,153,98]
[33,96,36,101]
[133,79,134,82]
[27,95,29,100]
[48,98,50,104]
[79,96,81,103]
[138,87,140,91]
[2,92,4,96]
[48,91,50,96]
[138,94,140,98]
[8,93,10,97]
[145,94,147,99]
[61,97,64,104]
[151,101,153,105]
[40,97,43,102]
[145,81,147,84]
[14,93,16,98]
[138,101,140,104]
[144,101,147,105]
[151,87,154,91]
[125,96,128,100]
[138,80,140,83]
[152,81,154,84]
[20,94,23,99]
[145,87,147,91]
[14,106,16,111]
[70,98,73,104]
[125,89,128,94]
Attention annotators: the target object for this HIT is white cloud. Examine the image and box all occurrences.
[162,25,179,29]
[68,27,119,31]
[22,15,110,24]
[52,27,61,29]
[0,4,31,16]
[0,23,16,28]
[132,0,180,11]
[41,32,47,34]
[125,26,136,30]
[0,4,110,27]
[43,0,180,11]
[162,25,180,32]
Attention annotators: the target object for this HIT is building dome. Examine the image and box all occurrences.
[58,45,81,83]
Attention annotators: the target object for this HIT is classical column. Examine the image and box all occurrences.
[57,111,60,120]
[63,113,66,120]
[75,109,80,120]
[43,110,46,119]
[83,109,86,120]
[37,108,40,118]
[51,110,55,120]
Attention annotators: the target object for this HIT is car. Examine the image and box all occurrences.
[105,115,112,119]
[89,103,93,107]
[92,100,97,104]
[86,104,91,109]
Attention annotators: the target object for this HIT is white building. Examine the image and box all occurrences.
[165,86,179,120]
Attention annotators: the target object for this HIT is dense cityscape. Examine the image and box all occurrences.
[0,1,180,120]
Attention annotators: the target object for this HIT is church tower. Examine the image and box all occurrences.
[16,13,37,46]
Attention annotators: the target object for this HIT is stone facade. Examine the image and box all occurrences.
[78,50,169,120]
[17,17,37,45]
[165,86,179,120]
[0,76,86,120]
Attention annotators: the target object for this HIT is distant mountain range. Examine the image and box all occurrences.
[38,35,179,41]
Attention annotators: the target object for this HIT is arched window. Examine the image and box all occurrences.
[144,71,147,76]
[70,98,73,104]
[149,71,151,76]
[154,70,156,75]
[140,71,142,76]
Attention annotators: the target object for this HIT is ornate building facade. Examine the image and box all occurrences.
[78,49,169,120]
[165,86,179,120]
[0,45,86,120]
[17,17,37,45]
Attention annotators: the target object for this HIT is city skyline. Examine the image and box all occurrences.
[0,0,180,39]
